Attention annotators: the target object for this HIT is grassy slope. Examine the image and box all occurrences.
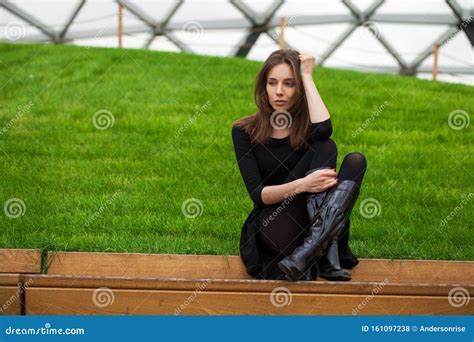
[0,43,472,260]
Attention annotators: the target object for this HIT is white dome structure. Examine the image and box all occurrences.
[1,0,473,84]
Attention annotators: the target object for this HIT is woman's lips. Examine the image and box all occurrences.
[274,101,286,106]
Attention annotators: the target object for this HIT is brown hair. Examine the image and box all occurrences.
[233,49,311,150]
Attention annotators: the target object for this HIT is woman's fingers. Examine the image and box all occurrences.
[305,168,338,192]
[323,177,337,185]
[312,169,337,178]
[308,176,337,192]
[319,169,337,177]
[321,179,337,191]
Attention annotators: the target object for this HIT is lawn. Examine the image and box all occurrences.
[0,43,472,261]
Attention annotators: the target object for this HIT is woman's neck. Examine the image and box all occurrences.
[271,129,291,139]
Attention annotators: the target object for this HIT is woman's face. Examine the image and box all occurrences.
[266,63,297,112]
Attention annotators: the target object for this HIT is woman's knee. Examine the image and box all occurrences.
[342,152,367,172]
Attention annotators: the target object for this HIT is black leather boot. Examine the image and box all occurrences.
[302,167,332,281]
[277,180,360,281]
[318,239,351,281]
[338,217,360,269]
[306,170,352,281]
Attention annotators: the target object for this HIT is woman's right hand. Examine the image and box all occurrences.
[301,169,338,193]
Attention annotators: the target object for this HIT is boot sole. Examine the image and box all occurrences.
[318,273,352,281]
[277,260,305,281]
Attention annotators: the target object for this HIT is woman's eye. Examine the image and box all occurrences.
[267,81,293,86]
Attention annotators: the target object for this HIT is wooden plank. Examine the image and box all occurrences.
[0,287,21,315]
[0,274,21,286]
[0,275,21,315]
[26,287,474,315]
[46,252,474,285]
[0,249,42,273]
[46,252,250,279]
[351,259,474,284]
[23,274,474,297]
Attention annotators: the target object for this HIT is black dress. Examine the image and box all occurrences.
[231,118,357,280]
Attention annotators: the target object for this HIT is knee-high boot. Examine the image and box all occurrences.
[305,167,352,281]
[278,176,360,281]
[337,217,360,269]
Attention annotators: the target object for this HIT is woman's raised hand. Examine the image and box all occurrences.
[301,168,337,193]
[299,54,316,76]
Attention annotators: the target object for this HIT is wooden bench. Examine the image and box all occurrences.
[17,251,474,315]
[0,249,42,315]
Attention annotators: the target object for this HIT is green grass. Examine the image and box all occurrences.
[0,43,472,261]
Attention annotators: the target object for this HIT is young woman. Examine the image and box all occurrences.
[231,49,367,281]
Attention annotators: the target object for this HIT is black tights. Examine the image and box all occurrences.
[256,138,367,257]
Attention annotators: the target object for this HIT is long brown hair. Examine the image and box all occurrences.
[233,49,311,150]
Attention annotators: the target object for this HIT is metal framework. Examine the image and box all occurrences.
[1,0,473,76]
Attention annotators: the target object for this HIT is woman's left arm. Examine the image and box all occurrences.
[299,54,330,124]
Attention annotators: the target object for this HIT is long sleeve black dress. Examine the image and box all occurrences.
[232,118,352,280]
